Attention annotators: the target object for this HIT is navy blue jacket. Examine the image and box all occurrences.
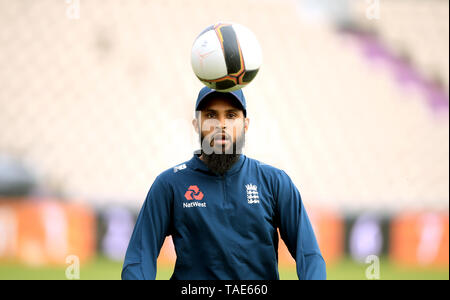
[122,154,326,280]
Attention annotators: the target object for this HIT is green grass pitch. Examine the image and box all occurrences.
[0,256,448,280]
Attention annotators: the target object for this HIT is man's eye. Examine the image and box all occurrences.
[227,113,237,118]
[206,113,216,118]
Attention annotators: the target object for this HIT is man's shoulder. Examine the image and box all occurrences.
[157,160,190,179]
[245,156,287,177]
[245,157,299,194]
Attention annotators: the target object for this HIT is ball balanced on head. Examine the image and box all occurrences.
[191,22,262,92]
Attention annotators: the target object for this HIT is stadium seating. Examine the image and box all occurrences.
[0,0,447,216]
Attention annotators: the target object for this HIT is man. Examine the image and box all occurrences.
[122,87,326,280]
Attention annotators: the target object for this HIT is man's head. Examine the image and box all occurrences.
[192,87,250,175]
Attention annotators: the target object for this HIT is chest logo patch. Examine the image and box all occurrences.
[245,183,260,204]
[184,185,204,201]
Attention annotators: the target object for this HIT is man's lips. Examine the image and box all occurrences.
[214,133,231,140]
[212,133,231,145]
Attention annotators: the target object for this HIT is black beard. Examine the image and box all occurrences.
[200,151,241,176]
[199,132,245,176]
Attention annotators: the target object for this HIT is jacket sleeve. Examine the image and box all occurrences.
[275,170,326,280]
[121,175,173,280]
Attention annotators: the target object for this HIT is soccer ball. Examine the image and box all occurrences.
[191,22,262,92]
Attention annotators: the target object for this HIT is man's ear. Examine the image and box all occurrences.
[244,117,250,133]
[192,118,199,134]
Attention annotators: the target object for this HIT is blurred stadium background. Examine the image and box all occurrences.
[0,0,448,280]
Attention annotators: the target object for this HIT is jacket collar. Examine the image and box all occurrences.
[187,151,246,177]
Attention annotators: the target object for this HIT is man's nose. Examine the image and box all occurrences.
[216,116,227,129]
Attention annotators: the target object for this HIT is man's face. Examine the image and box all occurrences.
[193,95,249,155]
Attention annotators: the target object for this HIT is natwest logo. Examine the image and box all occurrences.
[184,185,204,201]
[183,185,206,209]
